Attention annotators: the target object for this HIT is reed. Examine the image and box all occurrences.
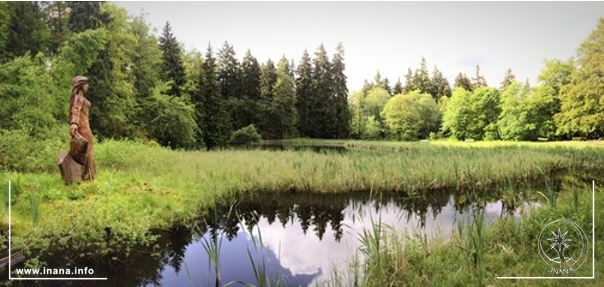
[1,139,602,267]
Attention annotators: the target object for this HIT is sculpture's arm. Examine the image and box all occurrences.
[69,94,84,127]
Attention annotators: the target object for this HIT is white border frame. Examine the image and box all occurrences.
[496,180,596,280]
[7,180,108,281]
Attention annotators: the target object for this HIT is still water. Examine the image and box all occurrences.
[143,189,536,287]
[12,182,550,287]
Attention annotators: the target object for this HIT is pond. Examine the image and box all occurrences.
[14,178,555,287]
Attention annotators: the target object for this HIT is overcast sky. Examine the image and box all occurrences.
[116,1,604,91]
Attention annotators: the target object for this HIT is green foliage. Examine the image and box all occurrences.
[52,28,108,88]
[240,50,262,128]
[310,44,337,138]
[332,43,351,138]
[197,45,232,148]
[2,2,51,60]
[67,1,110,33]
[362,86,390,138]
[497,81,533,140]
[261,57,298,139]
[429,67,451,100]
[555,18,604,138]
[228,125,262,145]
[382,91,440,140]
[159,22,186,97]
[443,87,501,140]
[295,50,314,137]
[127,15,162,98]
[43,1,70,54]
[139,82,197,149]
[0,2,10,57]
[362,116,382,139]
[407,58,431,94]
[454,72,473,92]
[537,59,574,94]
[0,127,64,172]
[0,55,62,135]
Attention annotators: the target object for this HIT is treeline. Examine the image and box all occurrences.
[350,18,604,141]
[1,2,603,169]
[0,2,350,154]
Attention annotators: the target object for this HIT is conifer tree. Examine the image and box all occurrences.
[258,59,278,137]
[429,67,451,100]
[198,45,231,148]
[128,16,162,98]
[454,72,473,91]
[500,68,516,90]
[402,68,414,93]
[296,50,314,137]
[472,65,488,89]
[240,49,261,127]
[3,2,50,60]
[159,22,186,97]
[383,78,392,95]
[263,57,297,139]
[218,41,245,129]
[393,78,403,95]
[67,1,109,33]
[332,42,350,138]
[311,44,337,138]
[412,57,431,94]
[44,1,70,54]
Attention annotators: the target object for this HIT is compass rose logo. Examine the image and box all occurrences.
[538,219,589,274]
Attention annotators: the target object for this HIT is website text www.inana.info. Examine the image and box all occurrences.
[13,266,95,276]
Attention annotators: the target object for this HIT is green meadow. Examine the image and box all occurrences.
[1,140,603,281]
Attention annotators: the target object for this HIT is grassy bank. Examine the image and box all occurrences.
[1,139,603,263]
[348,180,602,287]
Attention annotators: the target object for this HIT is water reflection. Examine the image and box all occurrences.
[11,184,546,287]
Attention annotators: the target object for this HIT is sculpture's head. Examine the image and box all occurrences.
[72,75,90,94]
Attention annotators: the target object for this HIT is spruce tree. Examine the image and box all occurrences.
[198,45,231,148]
[241,49,261,127]
[500,68,516,90]
[159,22,186,97]
[429,67,452,100]
[67,1,109,33]
[128,16,162,98]
[218,41,244,129]
[296,49,314,137]
[332,42,350,138]
[412,57,431,93]
[393,78,403,95]
[472,65,488,89]
[454,73,473,91]
[258,59,278,137]
[264,57,297,139]
[44,1,70,54]
[3,2,50,60]
[311,44,337,138]
[383,78,392,95]
[402,68,415,93]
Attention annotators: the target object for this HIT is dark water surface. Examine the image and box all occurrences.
[146,191,537,287]
[8,171,575,287]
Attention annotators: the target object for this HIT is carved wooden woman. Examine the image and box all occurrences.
[58,76,96,184]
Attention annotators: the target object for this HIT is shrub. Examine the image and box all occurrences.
[228,124,261,145]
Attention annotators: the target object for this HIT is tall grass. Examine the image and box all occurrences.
[1,139,602,263]
[345,178,602,287]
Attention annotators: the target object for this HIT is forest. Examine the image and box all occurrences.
[1,2,604,286]
[1,2,603,172]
